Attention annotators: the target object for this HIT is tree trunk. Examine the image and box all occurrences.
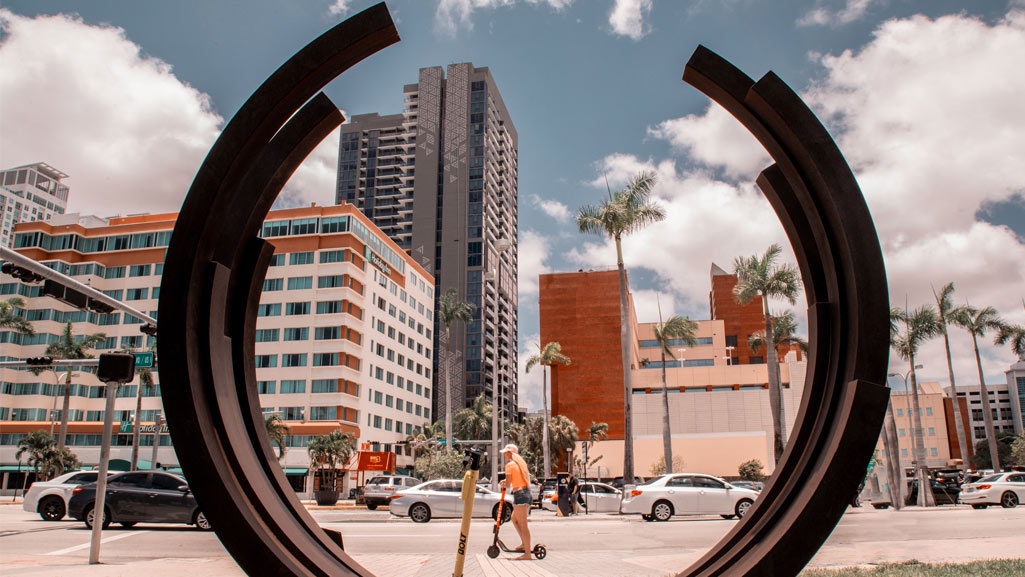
[762,298,785,464]
[57,368,72,450]
[972,333,1001,471]
[542,366,551,478]
[941,327,971,473]
[881,398,904,510]
[660,348,672,474]
[907,359,935,506]
[445,327,453,451]
[615,237,634,484]
[130,379,143,470]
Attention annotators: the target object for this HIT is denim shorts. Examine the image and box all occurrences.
[512,488,531,506]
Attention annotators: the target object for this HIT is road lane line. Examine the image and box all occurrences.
[45,530,148,555]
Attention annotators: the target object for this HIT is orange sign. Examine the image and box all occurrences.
[356,451,396,472]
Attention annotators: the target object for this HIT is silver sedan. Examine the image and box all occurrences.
[389,479,514,523]
[619,474,760,521]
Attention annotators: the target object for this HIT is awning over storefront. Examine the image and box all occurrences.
[284,468,309,476]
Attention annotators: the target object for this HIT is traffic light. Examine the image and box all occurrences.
[41,279,116,314]
[26,356,54,366]
[97,352,136,384]
[1,262,44,284]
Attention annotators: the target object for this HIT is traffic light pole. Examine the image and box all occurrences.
[89,378,119,564]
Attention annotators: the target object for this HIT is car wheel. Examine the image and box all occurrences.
[641,514,654,522]
[84,505,111,530]
[652,500,673,522]
[872,503,890,510]
[366,504,378,510]
[735,499,754,519]
[1000,492,1019,509]
[120,522,137,528]
[971,504,988,510]
[721,514,735,520]
[194,511,213,530]
[492,504,512,525]
[409,503,431,523]
[38,496,66,521]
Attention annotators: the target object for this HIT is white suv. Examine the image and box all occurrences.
[23,470,105,521]
[363,475,420,509]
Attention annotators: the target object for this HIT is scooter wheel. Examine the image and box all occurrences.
[533,544,547,560]
[487,545,500,559]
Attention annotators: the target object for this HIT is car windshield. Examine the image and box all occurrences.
[366,478,388,485]
[638,477,661,486]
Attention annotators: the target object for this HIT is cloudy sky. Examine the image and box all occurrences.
[1,0,1023,411]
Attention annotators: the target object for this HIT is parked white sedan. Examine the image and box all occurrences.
[389,479,514,523]
[23,470,106,521]
[959,472,1025,509]
[541,482,623,512]
[620,474,759,521]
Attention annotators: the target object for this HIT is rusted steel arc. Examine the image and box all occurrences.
[678,46,889,577]
[158,4,397,576]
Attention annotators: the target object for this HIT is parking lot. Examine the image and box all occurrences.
[2,502,1024,576]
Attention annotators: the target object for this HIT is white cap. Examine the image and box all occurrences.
[501,443,518,454]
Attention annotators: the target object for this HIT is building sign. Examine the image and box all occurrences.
[356,451,396,472]
[364,245,391,276]
[119,420,169,434]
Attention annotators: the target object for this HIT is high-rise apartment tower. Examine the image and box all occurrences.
[335,63,519,422]
[1,163,70,247]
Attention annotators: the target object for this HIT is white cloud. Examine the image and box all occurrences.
[631,289,678,325]
[528,194,571,223]
[518,229,554,297]
[0,10,223,216]
[608,0,652,40]
[611,8,1025,386]
[798,0,879,27]
[435,0,573,36]
[328,0,352,16]
[517,332,546,412]
[575,154,794,319]
[647,104,770,181]
[275,127,342,209]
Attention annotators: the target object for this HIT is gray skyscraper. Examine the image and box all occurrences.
[336,63,519,424]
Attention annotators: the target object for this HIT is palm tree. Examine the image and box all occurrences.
[0,297,35,336]
[580,421,609,477]
[651,305,698,477]
[129,340,158,470]
[891,305,942,506]
[747,310,809,358]
[996,323,1025,361]
[438,288,475,450]
[307,430,356,496]
[952,304,1005,471]
[16,431,55,480]
[45,321,105,450]
[577,171,665,484]
[453,393,492,441]
[548,414,579,471]
[932,284,971,473]
[733,244,802,464]
[525,341,571,477]
[265,414,290,461]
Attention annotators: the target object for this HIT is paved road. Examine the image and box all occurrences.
[1,503,1023,576]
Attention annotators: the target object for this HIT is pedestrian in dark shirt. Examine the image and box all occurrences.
[567,471,580,515]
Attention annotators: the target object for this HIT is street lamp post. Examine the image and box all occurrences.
[48,371,76,436]
[725,345,735,366]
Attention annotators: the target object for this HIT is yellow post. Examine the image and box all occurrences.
[453,449,482,577]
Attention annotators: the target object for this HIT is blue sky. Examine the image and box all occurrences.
[1,0,1023,410]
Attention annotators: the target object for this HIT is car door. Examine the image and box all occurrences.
[663,475,699,514]
[147,473,193,523]
[106,473,151,521]
[694,476,732,514]
[472,485,499,517]
[432,480,462,517]
[586,483,619,512]
[1007,473,1025,500]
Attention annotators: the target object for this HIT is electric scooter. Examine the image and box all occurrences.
[486,488,547,560]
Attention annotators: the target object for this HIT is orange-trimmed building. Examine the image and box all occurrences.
[1,203,434,495]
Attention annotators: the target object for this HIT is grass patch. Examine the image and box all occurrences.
[801,559,1025,576]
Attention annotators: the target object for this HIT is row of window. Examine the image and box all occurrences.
[254,326,361,344]
[366,384,430,418]
[0,382,160,399]
[898,427,938,436]
[895,407,934,417]
[640,359,716,369]
[0,433,171,447]
[639,337,715,348]
[365,411,421,437]
[13,230,172,254]
[254,352,352,368]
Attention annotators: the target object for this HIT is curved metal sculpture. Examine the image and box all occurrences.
[677,47,890,576]
[157,4,888,572]
[158,4,397,576]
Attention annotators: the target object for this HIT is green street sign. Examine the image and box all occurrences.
[133,351,154,369]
